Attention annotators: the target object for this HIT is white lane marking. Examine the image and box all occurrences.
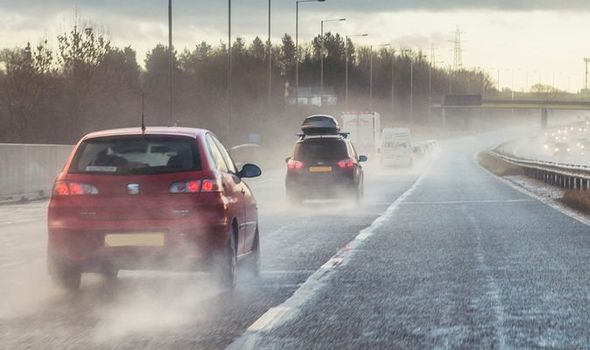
[247,306,291,332]
[260,284,302,290]
[465,207,508,349]
[261,270,317,275]
[226,170,429,350]
[402,199,534,205]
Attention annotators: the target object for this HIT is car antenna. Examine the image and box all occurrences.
[141,92,146,134]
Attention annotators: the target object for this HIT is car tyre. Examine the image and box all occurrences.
[245,227,261,279]
[51,264,82,291]
[213,229,237,290]
[102,266,119,283]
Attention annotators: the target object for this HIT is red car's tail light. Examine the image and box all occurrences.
[169,180,201,193]
[337,159,355,169]
[53,181,99,196]
[169,179,221,193]
[287,159,304,170]
[54,182,70,196]
[200,179,221,192]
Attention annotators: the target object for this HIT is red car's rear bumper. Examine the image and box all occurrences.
[48,213,230,272]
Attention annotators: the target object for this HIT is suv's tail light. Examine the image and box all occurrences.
[287,159,304,170]
[337,159,355,169]
[53,181,99,196]
[169,179,221,193]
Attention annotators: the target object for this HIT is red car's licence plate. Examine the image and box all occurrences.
[104,233,165,247]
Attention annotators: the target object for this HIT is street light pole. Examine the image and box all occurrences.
[370,46,373,110]
[168,0,173,126]
[320,20,324,98]
[295,0,325,107]
[410,59,414,119]
[228,0,232,138]
[320,18,345,104]
[391,48,395,122]
[295,1,298,105]
[345,33,368,109]
[268,0,272,108]
[370,43,390,111]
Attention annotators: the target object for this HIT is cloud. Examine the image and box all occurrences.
[2,0,590,22]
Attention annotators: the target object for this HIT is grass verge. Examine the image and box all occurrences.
[560,191,590,216]
[477,152,524,177]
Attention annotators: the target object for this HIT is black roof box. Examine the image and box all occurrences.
[301,115,340,135]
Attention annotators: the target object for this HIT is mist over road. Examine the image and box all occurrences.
[2,132,590,349]
[0,158,420,349]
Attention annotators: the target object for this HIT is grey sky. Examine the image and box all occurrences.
[1,1,590,92]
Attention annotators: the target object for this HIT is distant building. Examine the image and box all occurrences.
[285,86,338,107]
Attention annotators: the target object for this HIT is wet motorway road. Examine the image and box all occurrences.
[3,134,590,349]
[0,159,421,349]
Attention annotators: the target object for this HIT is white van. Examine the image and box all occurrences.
[381,128,413,167]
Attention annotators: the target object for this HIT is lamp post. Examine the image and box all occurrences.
[345,33,368,109]
[370,43,390,110]
[268,0,272,108]
[410,59,414,119]
[320,18,346,102]
[428,58,443,121]
[228,0,232,138]
[168,0,173,125]
[400,48,413,119]
[295,0,325,106]
[391,48,395,122]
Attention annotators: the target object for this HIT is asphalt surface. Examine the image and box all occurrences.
[0,161,421,349]
[4,133,590,349]
[246,136,590,349]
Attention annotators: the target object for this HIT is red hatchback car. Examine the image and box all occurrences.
[47,127,262,290]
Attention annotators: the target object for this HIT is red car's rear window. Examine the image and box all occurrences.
[69,135,201,175]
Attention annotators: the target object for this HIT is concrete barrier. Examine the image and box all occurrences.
[0,143,73,201]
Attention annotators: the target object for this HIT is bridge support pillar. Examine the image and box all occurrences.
[541,108,548,128]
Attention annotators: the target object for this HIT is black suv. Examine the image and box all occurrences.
[285,134,367,204]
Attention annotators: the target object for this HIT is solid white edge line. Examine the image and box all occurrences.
[474,152,590,227]
[226,170,429,350]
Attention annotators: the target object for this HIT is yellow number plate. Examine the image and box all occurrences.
[309,166,333,173]
[105,233,165,247]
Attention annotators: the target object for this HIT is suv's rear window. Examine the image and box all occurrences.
[294,140,348,162]
[70,135,200,175]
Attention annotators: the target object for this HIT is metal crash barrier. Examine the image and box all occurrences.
[488,147,590,191]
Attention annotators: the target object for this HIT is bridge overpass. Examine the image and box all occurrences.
[433,96,590,128]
